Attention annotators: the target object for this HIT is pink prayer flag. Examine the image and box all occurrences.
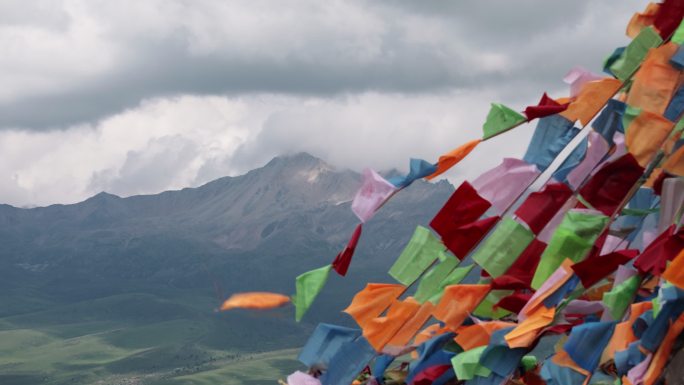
[626,354,652,385]
[287,371,322,385]
[563,66,604,98]
[471,158,541,214]
[566,131,610,189]
[351,168,397,223]
[658,177,684,234]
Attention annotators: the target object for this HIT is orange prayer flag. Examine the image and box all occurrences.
[663,145,684,176]
[663,249,684,288]
[625,110,674,167]
[551,350,591,385]
[453,321,516,351]
[363,298,422,351]
[601,301,652,364]
[505,305,556,348]
[219,292,290,311]
[425,139,481,180]
[432,284,490,331]
[386,300,435,348]
[626,3,661,38]
[560,78,623,126]
[626,43,680,116]
[343,283,405,328]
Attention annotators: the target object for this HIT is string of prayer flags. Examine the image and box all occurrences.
[608,27,663,81]
[471,158,541,215]
[295,265,332,322]
[332,224,362,276]
[389,226,447,285]
[471,217,535,278]
[524,93,569,121]
[523,115,579,172]
[351,168,397,223]
[289,5,684,384]
[481,103,527,140]
[220,292,290,311]
[425,139,481,180]
[388,158,437,188]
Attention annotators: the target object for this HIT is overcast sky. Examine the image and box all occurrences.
[0,0,648,207]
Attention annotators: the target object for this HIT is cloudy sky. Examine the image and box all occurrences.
[0,0,648,207]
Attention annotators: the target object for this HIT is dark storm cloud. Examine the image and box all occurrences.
[0,0,646,129]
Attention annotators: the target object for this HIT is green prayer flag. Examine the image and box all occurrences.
[532,210,609,289]
[389,226,447,285]
[481,103,527,140]
[471,217,535,278]
[672,19,684,45]
[473,289,512,319]
[451,346,492,380]
[603,274,640,320]
[294,264,332,322]
[426,265,474,305]
[609,27,662,81]
[414,257,460,303]
[652,296,661,319]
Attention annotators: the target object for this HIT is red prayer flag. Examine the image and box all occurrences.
[430,181,491,238]
[494,291,533,314]
[634,225,684,276]
[572,249,640,288]
[332,224,363,276]
[412,365,453,385]
[653,0,684,39]
[578,154,644,216]
[442,216,500,260]
[493,239,547,290]
[524,93,570,121]
[515,183,573,234]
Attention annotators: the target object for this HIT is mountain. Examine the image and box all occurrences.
[0,152,454,385]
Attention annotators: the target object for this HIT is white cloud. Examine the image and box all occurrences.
[0,0,653,206]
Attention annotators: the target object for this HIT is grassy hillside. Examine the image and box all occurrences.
[0,291,306,385]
